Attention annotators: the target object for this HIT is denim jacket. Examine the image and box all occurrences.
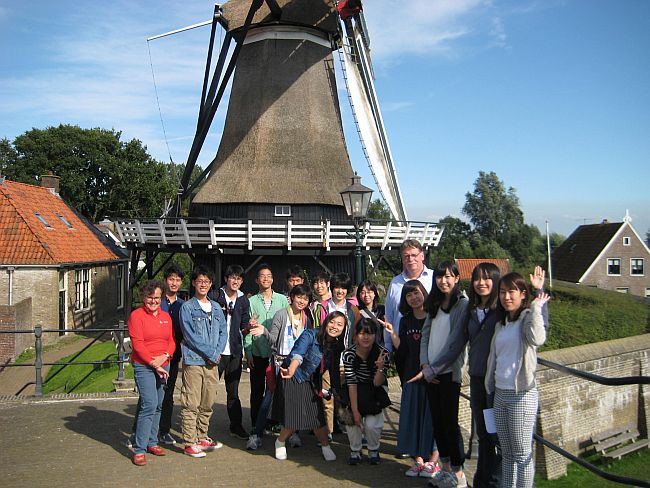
[284,328,323,384]
[180,297,227,366]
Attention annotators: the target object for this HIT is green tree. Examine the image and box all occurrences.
[462,171,524,242]
[431,215,473,263]
[3,125,180,221]
[367,198,393,222]
[0,137,18,175]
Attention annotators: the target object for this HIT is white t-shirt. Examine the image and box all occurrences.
[198,300,212,313]
[494,318,523,390]
[427,310,451,374]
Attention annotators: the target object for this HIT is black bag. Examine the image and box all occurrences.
[356,382,391,416]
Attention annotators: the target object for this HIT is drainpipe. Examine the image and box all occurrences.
[7,267,14,305]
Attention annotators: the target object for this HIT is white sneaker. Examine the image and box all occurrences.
[246,434,262,450]
[455,472,467,488]
[321,444,336,461]
[287,432,302,448]
[405,461,424,477]
[275,439,287,460]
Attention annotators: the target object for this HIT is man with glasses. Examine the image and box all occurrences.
[214,264,251,439]
[383,240,433,353]
[179,266,227,458]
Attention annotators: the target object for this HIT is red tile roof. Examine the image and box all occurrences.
[455,258,511,281]
[0,179,122,265]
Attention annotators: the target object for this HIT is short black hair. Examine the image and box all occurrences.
[256,263,273,278]
[311,270,330,283]
[356,280,379,310]
[286,265,307,282]
[164,264,185,280]
[224,264,245,279]
[191,265,215,283]
[289,283,312,301]
[398,279,429,316]
[330,272,352,292]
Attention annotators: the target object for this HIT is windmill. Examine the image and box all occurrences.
[115,0,443,294]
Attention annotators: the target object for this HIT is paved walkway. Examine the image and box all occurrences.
[0,375,476,488]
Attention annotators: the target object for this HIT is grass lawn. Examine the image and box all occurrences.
[15,334,82,364]
[43,340,132,394]
[536,449,650,487]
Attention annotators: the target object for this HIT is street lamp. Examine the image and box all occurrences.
[340,174,373,285]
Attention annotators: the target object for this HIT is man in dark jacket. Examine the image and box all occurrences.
[214,264,251,439]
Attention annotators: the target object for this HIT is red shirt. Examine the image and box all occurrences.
[128,306,176,366]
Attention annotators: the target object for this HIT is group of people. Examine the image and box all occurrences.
[127,239,549,488]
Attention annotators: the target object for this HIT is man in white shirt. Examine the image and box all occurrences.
[383,239,434,352]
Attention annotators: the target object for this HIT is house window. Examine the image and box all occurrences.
[631,258,644,276]
[607,258,621,276]
[623,236,631,246]
[75,269,90,310]
[116,265,124,309]
[34,212,52,228]
[56,213,74,229]
[274,205,291,217]
[615,287,629,294]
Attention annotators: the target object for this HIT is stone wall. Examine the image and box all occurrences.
[535,334,650,479]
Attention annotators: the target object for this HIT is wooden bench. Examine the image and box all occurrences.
[590,425,650,461]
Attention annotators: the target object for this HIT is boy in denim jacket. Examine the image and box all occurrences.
[179,265,227,458]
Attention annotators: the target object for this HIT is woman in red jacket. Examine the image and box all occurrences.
[128,280,176,466]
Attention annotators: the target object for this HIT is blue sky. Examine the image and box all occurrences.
[1,0,649,238]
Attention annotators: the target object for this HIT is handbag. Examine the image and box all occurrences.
[356,382,391,416]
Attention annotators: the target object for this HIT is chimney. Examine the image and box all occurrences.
[41,174,60,194]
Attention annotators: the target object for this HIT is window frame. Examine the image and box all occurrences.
[274,205,291,217]
[630,258,644,276]
[74,268,91,310]
[623,236,631,246]
[607,258,621,276]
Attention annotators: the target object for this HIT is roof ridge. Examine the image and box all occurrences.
[1,182,58,263]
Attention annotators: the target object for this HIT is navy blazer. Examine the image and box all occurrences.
[214,288,251,357]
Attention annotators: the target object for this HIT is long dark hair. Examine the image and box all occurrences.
[496,272,530,324]
[469,262,500,309]
[356,280,379,310]
[318,311,347,353]
[425,261,461,318]
[398,279,428,316]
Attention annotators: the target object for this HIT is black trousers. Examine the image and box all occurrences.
[249,355,270,425]
[470,375,501,488]
[218,354,244,430]
[426,372,465,468]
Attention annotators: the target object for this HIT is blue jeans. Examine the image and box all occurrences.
[133,363,168,454]
[254,390,274,437]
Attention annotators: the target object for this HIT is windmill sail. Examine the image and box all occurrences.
[340,17,407,221]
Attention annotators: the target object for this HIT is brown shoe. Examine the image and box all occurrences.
[146,445,166,456]
[132,453,147,466]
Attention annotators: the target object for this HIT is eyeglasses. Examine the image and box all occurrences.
[195,279,212,285]
[145,296,162,302]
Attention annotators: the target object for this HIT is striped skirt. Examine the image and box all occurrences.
[270,376,326,431]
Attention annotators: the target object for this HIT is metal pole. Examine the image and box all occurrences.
[117,320,125,382]
[546,220,553,290]
[354,220,364,285]
[34,323,43,396]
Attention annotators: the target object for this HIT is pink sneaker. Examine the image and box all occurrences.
[405,461,425,477]
[419,462,441,478]
[197,437,223,451]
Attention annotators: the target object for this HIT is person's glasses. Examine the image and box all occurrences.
[195,280,211,285]
[145,296,162,302]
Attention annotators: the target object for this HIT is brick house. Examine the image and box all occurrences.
[455,258,511,281]
[0,176,128,362]
[551,214,650,297]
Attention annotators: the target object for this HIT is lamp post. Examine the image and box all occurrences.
[340,174,373,285]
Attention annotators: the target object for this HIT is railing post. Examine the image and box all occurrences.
[117,320,126,382]
[34,323,43,397]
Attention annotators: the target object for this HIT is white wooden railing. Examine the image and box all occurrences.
[114,219,444,251]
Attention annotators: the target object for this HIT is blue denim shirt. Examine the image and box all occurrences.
[284,328,323,384]
[180,297,227,366]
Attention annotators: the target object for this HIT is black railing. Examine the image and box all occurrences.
[535,356,650,487]
[0,322,129,396]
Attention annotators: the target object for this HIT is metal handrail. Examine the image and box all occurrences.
[535,356,650,487]
[3,322,128,396]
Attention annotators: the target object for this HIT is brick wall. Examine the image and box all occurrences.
[0,298,33,364]
[535,334,650,479]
